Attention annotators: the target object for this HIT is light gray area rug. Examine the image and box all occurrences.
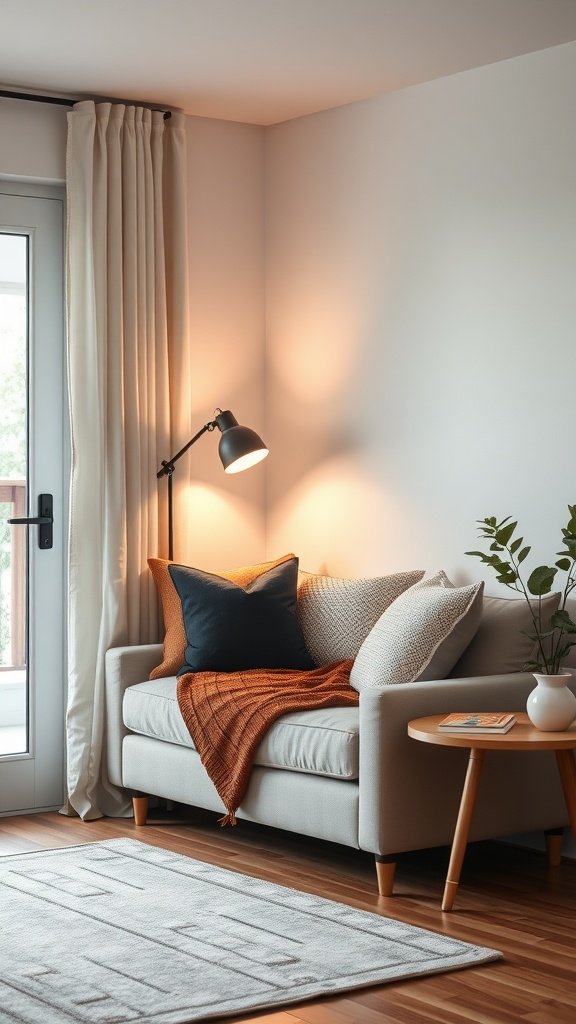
[0,838,500,1023]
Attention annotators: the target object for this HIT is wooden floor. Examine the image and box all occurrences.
[1,808,575,1024]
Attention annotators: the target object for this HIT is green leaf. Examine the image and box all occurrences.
[556,558,571,571]
[496,573,517,586]
[477,518,496,529]
[517,546,531,564]
[495,521,517,546]
[554,643,575,663]
[510,537,523,554]
[550,609,576,632]
[485,555,508,569]
[521,629,555,640]
[567,514,576,536]
[465,551,498,566]
[527,565,557,596]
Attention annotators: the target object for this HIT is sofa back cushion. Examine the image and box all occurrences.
[297,569,424,665]
[350,571,484,690]
[449,592,561,677]
[148,553,296,679]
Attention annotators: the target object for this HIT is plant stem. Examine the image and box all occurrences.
[550,556,576,671]
[503,541,551,671]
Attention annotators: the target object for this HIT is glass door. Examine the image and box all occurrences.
[0,187,65,813]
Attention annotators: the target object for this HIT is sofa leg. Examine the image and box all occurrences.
[132,794,149,826]
[375,856,397,896]
[545,827,564,867]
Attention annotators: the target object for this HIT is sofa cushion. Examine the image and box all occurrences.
[297,569,424,665]
[450,592,561,677]
[123,678,359,780]
[148,553,296,679]
[350,571,484,689]
[169,557,314,673]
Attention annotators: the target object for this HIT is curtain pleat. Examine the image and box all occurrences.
[65,101,189,818]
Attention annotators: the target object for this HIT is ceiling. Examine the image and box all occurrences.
[2,0,576,125]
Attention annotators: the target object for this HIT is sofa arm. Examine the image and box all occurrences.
[358,672,572,857]
[105,644,163,787]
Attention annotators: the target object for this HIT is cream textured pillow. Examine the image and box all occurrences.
[449,592,561,677]
[297,569,424,666]
[350,571,484,690]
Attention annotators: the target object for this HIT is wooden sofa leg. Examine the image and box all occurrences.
[375,856,397,896]
[132,794,149,826]
[545,827,564,867]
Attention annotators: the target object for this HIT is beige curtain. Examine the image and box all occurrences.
[65,101,191,818]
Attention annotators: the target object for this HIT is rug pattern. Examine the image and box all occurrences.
[0,838,501,1023]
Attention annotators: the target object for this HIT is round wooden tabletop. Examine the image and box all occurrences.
[408,712,576,751]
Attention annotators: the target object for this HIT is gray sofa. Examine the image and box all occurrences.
[105,643,570,894]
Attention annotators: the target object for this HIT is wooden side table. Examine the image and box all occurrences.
[408,713,576,911]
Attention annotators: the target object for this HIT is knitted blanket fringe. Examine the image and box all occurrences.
[176,661,358,824]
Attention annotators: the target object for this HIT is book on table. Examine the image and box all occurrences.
[438,712,516,733]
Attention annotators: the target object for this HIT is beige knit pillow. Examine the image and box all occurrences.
[350,571,484,690]
[297,569,424,665]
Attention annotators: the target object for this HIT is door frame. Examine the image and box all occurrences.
[0,180,67,814]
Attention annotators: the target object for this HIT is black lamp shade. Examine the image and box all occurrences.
[215,410,269,474]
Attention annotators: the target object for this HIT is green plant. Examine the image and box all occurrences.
[466,506,576,674]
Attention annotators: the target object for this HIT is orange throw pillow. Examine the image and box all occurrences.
[148,553,296,679]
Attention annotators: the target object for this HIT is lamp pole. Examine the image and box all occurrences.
[157,421,214,561]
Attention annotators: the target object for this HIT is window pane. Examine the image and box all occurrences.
[0,232,28,755]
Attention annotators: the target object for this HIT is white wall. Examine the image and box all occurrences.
[182,117,267,571]
[0,97,67,181]
[265,42,576,604]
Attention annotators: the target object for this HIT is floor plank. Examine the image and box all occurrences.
[1,808,575,1023]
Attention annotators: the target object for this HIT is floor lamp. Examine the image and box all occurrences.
[157,408,269,560]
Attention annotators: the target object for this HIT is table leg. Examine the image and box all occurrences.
[555,750,576,840]
[545,827,564,867]
[442,748,485,912]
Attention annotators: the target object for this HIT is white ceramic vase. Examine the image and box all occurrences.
[526,672,576,731]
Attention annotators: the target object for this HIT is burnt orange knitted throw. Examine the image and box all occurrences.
[177,660,357,825]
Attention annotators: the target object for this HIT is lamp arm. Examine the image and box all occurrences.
[156,420,216,479]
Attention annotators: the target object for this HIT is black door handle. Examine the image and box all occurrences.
[8,493,53,549]
[9,516,52,525]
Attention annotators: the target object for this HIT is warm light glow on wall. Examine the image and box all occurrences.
[269,299,370,405]
[173,482,264,570]
[267,455,412,577]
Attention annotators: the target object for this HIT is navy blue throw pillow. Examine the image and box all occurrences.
[168,556,315,674]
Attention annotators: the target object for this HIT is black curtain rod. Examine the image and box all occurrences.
[0,88,74,106]
[0,88,172,118]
